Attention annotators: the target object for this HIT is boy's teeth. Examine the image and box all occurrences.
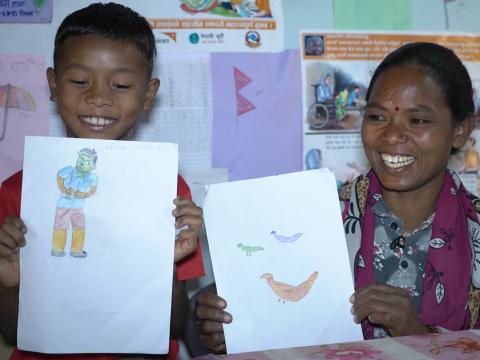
[381,153,415,168]
[82,117,114,126]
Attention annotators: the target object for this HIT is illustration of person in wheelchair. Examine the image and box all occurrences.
[307,73,336,130]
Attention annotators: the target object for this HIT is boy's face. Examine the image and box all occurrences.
[47,35,159,140]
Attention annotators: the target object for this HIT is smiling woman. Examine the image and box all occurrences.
[346,42,479,340]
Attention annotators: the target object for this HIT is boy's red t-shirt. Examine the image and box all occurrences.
[0,171,205,360]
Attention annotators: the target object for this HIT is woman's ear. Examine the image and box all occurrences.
[46,67,58,102]
[453,115,476,150]
[144,78,160,110]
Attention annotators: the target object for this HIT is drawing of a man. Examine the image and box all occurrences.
[51,148,98,258]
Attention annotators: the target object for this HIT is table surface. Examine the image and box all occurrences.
[193,329,480,359]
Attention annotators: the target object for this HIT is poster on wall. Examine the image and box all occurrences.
[146,0,284,52]
[300,31,480,194]
[0,0,52,23]
[0,54,49,183]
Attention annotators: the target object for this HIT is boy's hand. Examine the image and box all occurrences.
[172,197,202,263]
[0,217,26,287]
[195,293,231,354]
[350,282,430,337]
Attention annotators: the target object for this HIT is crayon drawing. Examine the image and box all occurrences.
[261,271,318,303]
[237,242,264,256]
[203,169,363,353]
[51,148,98,258]
[270,230,303,245]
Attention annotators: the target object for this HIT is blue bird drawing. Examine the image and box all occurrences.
[270,231,303,245]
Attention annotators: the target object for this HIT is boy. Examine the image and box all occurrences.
[0,3,204,359]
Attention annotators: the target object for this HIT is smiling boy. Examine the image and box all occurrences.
[0,3,204,359]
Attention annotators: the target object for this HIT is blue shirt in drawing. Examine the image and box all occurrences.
[56,166,98,209]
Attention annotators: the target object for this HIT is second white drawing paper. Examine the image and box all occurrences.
[19,136,178,354]
[203,169,363,354]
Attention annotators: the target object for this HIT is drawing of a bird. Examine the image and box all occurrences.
[261,271,318,303]
[270,230,303,245]
[237,243,264,256]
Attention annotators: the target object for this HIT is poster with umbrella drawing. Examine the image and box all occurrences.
[0,83,37,140]
[0,54,49,183]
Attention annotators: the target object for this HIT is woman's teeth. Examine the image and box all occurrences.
[381,153,415,168]
[82,117,115,126]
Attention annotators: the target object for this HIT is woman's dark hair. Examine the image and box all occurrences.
[53,2,156,75]
[366,42,474,125]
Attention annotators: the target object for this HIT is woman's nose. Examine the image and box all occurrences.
[382,120,408,145]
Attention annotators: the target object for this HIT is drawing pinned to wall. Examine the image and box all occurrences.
[51,148,98,258]
[0,83,36,140]
[237,243,264,256]
[261,271,318,303]
[212,50,302,181]
[234,66,255,116]
[270,230,302,245]
[0,54,48,184]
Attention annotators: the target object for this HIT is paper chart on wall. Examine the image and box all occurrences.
[203,169,363,354]
[135,52,212,170]
[19,136,178,354]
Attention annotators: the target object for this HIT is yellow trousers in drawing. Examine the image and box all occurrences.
[51,207,87,258]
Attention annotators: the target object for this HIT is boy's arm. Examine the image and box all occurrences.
[0,285,19,346]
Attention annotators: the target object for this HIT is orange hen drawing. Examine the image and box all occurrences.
[261,271,318,303]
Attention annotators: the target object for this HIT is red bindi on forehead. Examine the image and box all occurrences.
[395,106,400,111]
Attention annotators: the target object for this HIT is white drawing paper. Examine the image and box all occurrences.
[18,136,178,354]
[203,169,363,354]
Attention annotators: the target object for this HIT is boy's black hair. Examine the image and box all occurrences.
[53,2,156,75]
[366,42,474,126]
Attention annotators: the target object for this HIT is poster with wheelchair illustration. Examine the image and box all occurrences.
[301,31,480,189]
[18,136,178,354]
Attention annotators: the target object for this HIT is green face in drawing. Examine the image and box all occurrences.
[76,154,95,173]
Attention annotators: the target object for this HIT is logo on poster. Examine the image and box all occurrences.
[245,30,261,48]
[155,32,177,44]
[189,33,200,44]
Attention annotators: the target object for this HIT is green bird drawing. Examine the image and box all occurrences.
[237,243,264,256]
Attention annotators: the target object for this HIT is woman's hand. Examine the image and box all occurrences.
[351,282,430,336]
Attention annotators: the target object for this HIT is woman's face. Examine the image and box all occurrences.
[361,65,471,195]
